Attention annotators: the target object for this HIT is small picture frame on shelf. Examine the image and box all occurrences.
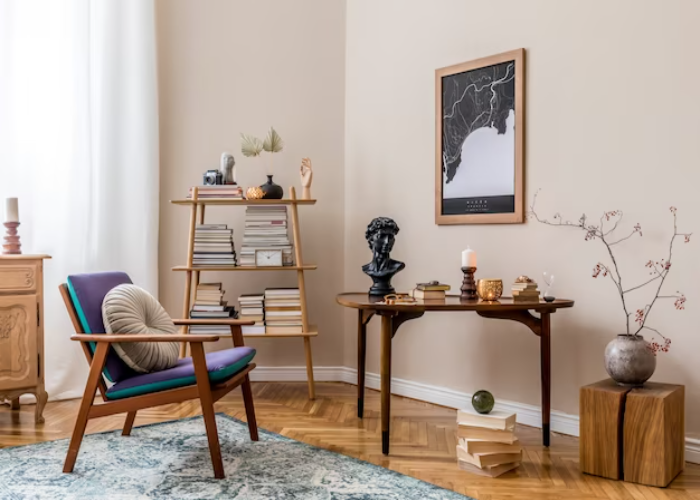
[255,249,283,267]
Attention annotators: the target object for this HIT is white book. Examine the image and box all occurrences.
[457,408,516,431]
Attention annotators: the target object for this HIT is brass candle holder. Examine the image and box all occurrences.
[2,222,21,255]
[460,266,477,300]
[477,278,503,302]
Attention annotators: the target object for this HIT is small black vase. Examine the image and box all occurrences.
[260,175,284,199]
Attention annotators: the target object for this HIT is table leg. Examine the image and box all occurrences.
[380,313,393,455]
[357,310,367,418]
[541,312,551,447]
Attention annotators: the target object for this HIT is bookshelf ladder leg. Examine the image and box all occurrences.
[180,188,199,358]
[290,187,315,399]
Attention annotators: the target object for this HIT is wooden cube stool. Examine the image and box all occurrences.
[580,379,684,487]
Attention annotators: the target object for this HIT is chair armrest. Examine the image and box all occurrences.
[172,319,255,326]
[70,334,220,343]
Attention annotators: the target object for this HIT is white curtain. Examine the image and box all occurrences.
[0,0,159,401]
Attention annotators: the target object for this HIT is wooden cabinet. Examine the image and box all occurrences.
[0,255,50,423]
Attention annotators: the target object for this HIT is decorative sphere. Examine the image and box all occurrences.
[471,390,495,414]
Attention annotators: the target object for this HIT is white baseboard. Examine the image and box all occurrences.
[251,365,699,464]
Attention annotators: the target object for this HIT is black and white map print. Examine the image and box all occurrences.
[441,60,516,215]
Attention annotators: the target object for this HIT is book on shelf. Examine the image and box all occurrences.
[188,185,243,199]
[239,206,294,266]
[188,282,237,334]
[457,408,516,431]
[238,293,265,334]
[412,289,446,300]
[264,288,302,334]
[457,460,520,478]
[193,224,237,267]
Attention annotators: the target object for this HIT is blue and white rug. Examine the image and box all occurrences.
[0,414,473,499]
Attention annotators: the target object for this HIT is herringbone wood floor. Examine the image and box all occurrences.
[1,382,699,499]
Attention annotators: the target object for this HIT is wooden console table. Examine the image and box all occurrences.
[336,293,574,455]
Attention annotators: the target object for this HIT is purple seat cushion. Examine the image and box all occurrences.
[105,347,256,400]
[66,272,138,383]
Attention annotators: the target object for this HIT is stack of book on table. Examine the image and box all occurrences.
[264,288,302,334]
[511,280,540,302]
[193,224,237,267]
[189,282,237,335]
[188,185,243,199]
[456,408,522,477]
[239,206,293,266]
[238,293,265,335]
[412,281,450,300]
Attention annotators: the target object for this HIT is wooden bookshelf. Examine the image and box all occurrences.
[171,186,317,399]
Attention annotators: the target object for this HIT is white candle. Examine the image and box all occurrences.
[5,198,18,223]
[461,247,477,268]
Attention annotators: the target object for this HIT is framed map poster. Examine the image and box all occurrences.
[435,49,525,225]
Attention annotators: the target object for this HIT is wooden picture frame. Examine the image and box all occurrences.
[435,48,525,225]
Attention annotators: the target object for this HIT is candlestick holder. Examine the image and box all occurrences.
[460,266,477,300]
[2,222,22,255]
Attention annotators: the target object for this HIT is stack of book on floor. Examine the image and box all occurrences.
[412,281,450,300]
[456,408,522,477]
[264,288,302,334]
[188,185,243,199]
[238,293,265,335]
[239,206,293,266]
[511,279,540,302]
[193,224,237,267]
[189,282,237,335]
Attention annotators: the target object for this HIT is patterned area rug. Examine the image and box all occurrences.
[0,414,473,499]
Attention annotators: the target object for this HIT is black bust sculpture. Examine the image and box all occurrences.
[362,217,405,296]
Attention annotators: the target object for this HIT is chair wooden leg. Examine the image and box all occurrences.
[10,398,20,410]
[122,411,137,436]
[64,343,109,473]
[241,374,259,441]
[191,343,225,479]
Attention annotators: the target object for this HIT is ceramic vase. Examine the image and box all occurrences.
[604,334,656,386]
[260,175,283,199]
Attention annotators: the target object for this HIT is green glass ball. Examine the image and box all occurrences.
[471,390,495,414]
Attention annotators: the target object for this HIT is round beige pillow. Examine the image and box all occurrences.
[101,284,179,374]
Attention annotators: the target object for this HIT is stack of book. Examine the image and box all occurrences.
[188,185,243,199]
[239,206,293,266]
[456,408,522,477]
[412,281,450,300]
[264,288,302,334]
[189,282,237,335]
[193,224,237,267]
[511,280,540,302]
[238,293,265,335]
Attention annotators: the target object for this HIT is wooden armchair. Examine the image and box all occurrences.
[59,272,258,479]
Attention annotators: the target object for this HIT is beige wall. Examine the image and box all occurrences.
[345,0,700,434]
[156,0,346,366]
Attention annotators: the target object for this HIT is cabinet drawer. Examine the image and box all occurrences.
[0,262,38,293]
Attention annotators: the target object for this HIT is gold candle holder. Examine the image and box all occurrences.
[476,279,503,302]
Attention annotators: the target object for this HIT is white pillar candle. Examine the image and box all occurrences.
[461,247,477,268]
[5,198,19,223]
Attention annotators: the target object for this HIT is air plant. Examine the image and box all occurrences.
[240,127,284,174]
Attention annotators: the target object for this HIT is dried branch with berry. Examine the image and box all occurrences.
[530,192,691,354]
